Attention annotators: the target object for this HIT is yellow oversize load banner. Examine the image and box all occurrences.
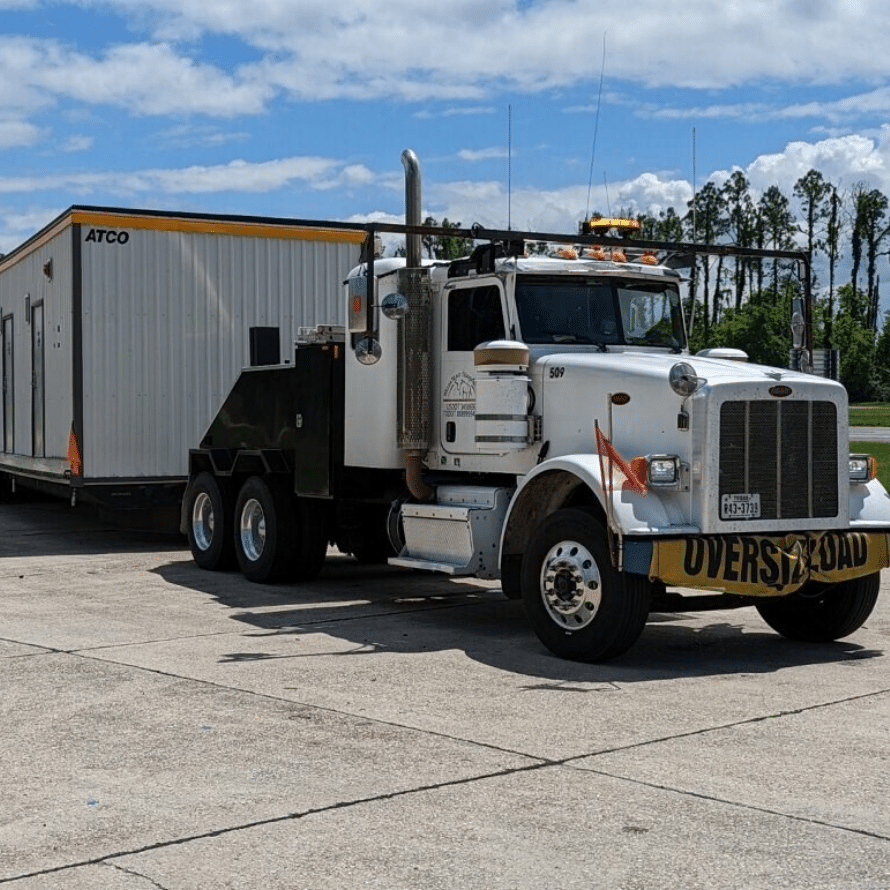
[648,531,890,597]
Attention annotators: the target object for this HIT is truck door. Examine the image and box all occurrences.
[31,301,45,458]
[2,315,13,453]
[440,280,507,455]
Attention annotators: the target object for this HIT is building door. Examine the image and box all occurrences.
[31,302,45,457]
[2,316,13,453]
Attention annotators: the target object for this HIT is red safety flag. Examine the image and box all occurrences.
[595,420,647,496]
[67,424,82,476]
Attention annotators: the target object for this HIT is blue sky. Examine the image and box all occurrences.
[4,0,890,259]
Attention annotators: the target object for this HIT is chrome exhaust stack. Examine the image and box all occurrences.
[398,149,433,501]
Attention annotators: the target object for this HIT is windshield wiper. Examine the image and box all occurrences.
[540,330,594,344]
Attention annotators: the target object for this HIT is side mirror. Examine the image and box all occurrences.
[381,292,409,321]
[791,297,806,350]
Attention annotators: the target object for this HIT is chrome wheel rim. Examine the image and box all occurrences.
[239,498,266,562]
[540,539,601,629]
[191,492,214,552]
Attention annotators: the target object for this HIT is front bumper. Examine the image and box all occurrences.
[625,530,890,596]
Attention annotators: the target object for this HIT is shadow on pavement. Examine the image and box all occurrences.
[0,497,183,557]
[152,553,885,684]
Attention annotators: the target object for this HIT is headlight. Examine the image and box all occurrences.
[648,455,680,486]
[849,454,877,483]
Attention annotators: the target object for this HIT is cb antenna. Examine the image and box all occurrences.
[692,126,697,242]
[508,104,512,230]
[688,126,699,336]
[585,32,607,220]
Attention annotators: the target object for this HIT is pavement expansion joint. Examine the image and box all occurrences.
[107,861,171,890]
[0,761,555,885]
[574,766,890,844]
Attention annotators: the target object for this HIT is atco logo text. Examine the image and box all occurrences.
[84,228,130,244]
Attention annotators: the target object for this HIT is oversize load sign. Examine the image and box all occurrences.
[649,531,890,596]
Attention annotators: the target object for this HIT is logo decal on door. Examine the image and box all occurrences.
[443,371,475,419]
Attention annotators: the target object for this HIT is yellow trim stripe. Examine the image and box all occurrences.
[69,210,368,244]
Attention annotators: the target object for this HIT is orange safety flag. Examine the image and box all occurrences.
[595,420,647,496]
[67,424,82,476]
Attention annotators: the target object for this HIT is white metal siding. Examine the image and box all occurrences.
[79,225,354,479]
[0,227,74,464]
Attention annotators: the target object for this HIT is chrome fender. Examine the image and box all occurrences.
[850,478,890,527]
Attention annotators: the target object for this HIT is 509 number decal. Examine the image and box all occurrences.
[549,366,565,378]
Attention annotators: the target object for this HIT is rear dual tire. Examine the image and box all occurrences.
[186,472,235,571]
[234,476,327,584]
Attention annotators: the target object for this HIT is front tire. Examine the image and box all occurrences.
[186,472,234,571]
[755,573,880,642]
[521,509,650,661]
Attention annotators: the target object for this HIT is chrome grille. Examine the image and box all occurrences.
[719,400,838,519]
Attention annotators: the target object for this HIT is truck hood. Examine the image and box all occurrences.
[530,347,834,389]
[529,347,846,461]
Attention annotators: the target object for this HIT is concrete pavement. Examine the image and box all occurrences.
[0,496,888,889]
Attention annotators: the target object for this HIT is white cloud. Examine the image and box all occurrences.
[59,134,94,152]
[70,0,890,99]
[457,148,509,162]
[724,130,890,195]
[0,155,382,198]
[0,205,66,255]
[5,129,890,259]
[0,119,44,148]
[157,124,251,149]
[0,36,270,119]
[3,1,890,144]
[415,106,495,120]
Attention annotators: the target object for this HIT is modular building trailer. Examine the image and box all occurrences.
[0,206,365,516]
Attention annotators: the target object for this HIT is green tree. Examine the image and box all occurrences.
[434,218,472,260]
[420,216,472,260]
[859,190,889,330]
[706,282,801,368]
[845,184,889,325]
[873,310,890,401]
[824,185,843,347]
[421,215,438,259]
[833,283,878,401]
[793,169,833,286]
[685,181,727,332]
[721,171,756,310]
[757,185,796,295]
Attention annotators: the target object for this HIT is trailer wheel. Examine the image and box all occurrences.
[755,572,880,642]
[521,509,650,661]
[186,472,235,571]
[234,477,327,583]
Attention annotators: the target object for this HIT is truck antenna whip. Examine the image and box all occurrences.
[692,126,697,242]
[508,103,512,231]
[585,32,607,220]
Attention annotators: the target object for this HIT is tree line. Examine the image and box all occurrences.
[415,170,890,401]
[629,168,890,400]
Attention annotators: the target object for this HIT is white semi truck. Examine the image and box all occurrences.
[184,150,890,661]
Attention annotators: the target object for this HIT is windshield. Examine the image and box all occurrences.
[514,275,685,350]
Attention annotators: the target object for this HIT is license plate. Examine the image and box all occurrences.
[721,493,761,519]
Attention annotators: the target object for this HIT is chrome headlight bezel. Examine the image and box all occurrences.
[849,453,876,484]
[647,454,681,488]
